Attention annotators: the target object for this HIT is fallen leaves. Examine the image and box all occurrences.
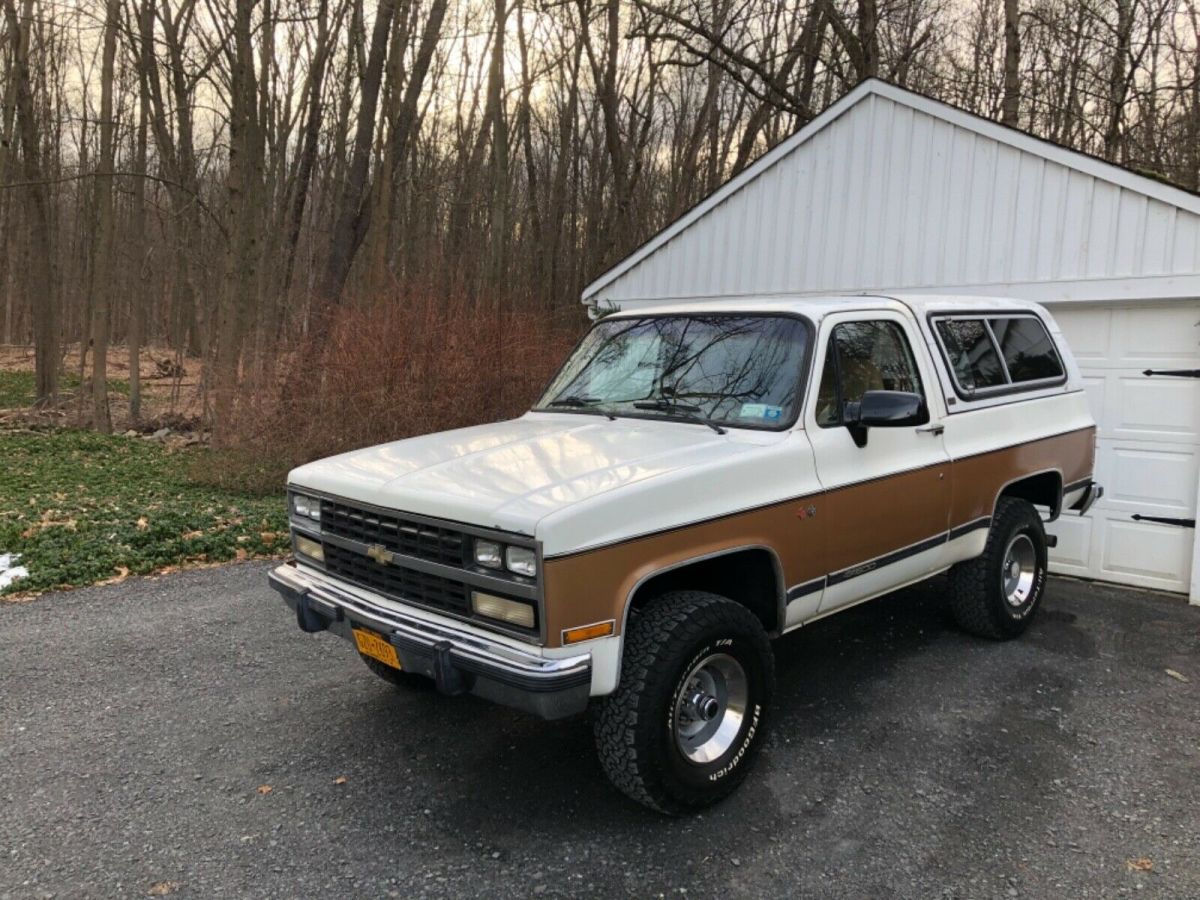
[1126,858,1153,872]
[256,784,273,795]
[96,565,130,587]
[333,775,348,785]
[1165,669,1189,683]
[136,516,149,531]
[147,881,180,896]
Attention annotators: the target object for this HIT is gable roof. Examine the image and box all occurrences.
[582,79,1200,305]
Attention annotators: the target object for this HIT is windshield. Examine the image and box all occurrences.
[535,314,811,429]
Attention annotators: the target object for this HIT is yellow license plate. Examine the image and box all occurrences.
[352,627,401,670]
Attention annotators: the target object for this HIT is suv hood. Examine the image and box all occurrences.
[288,413,783,537]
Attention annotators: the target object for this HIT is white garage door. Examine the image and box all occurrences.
[1046,303,1199,599]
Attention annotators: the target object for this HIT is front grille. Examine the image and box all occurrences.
[320,499,466,567]
[323,543,470,615]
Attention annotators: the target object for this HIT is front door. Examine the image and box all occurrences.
[804,311,952,614]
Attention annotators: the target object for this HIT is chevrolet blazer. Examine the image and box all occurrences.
[269,293,1102,814]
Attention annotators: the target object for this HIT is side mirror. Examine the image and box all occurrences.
[843,390,929,446]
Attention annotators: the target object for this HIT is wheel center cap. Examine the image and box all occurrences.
[1009,560,1021,579]
[688,691,720,722]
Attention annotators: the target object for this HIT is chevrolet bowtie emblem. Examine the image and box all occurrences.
[366,544,391,565]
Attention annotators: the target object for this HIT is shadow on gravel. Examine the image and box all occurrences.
[316,580,961,830]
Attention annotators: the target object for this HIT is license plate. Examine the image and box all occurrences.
[352,627,401,670]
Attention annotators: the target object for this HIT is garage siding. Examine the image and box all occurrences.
[584,83,1200,310]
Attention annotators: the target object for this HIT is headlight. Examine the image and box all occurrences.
[291,492,321,523]
[295,534,324,563]
[473,540,503,569]
[471,591,536,628]
[505,546,537,577]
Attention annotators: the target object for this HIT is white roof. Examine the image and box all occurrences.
[603,292,1049,322]
[584,80,1200,308]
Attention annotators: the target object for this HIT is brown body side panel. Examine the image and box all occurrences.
[948,427,1096,526]
[541,426,1095,647]
[819,464,950,575]
[541,496,826,648]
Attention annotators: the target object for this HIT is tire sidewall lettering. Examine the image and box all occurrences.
[665,637,765,786]
[1005,525,1047,621]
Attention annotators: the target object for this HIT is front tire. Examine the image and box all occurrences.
[594,591,774,815]
[949,497,1049,639]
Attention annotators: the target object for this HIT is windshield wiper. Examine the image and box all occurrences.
[545,396,616,421]
[633,399,726,434]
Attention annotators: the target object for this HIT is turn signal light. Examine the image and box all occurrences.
[562,620,615,645]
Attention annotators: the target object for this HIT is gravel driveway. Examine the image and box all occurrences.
[2,563,1197,898]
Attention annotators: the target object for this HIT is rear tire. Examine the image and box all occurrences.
[360,654,433,690]
[594,591,774,815]
[949,497,1048,639]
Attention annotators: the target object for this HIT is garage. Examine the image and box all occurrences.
[580,79,1200,602]
[1049,305,1198,596]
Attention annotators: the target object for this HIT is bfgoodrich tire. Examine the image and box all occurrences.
[949,497,1049,640]
[594,591,774,815]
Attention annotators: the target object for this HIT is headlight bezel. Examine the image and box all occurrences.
[473,537,539,581]
[290,490,322,525]
[504,545,537,578]
[473,539,504,569]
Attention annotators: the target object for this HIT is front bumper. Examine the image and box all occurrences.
[268,563,591,719]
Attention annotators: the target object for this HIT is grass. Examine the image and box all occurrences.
[0,429,287,597]
[0,371,130,408]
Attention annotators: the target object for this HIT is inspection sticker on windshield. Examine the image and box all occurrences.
[740,403,783,421]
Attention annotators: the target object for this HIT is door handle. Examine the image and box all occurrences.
[916,424,944,435]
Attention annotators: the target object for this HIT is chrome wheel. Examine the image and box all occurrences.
[673,652,748,764]
[1002,533,1037,608]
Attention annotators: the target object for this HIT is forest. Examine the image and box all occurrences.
[1,0,1198,446]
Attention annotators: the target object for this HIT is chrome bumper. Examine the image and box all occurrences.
[267,563,591,720]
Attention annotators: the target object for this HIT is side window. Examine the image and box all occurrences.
[934,314,1065,395]
[816,321,924,427]
[935,319,1006,390]
[988,317,1064,383]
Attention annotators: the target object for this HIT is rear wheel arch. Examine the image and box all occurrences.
[995,468,1063,521]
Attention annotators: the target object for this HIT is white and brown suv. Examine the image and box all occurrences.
[269,293,1101,814]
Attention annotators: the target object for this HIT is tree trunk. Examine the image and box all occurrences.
[316,0,397,306]
[1104,0,1134,160]
[487,0,508,295]
[3,0,58,405]
[1002,0,1020,126]
[213,0,262,438]
[128,0,154,423]
[90,0,119,433]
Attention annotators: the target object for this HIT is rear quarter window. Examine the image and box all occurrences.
[987,317,1065,383]
[932,314,1066,398]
